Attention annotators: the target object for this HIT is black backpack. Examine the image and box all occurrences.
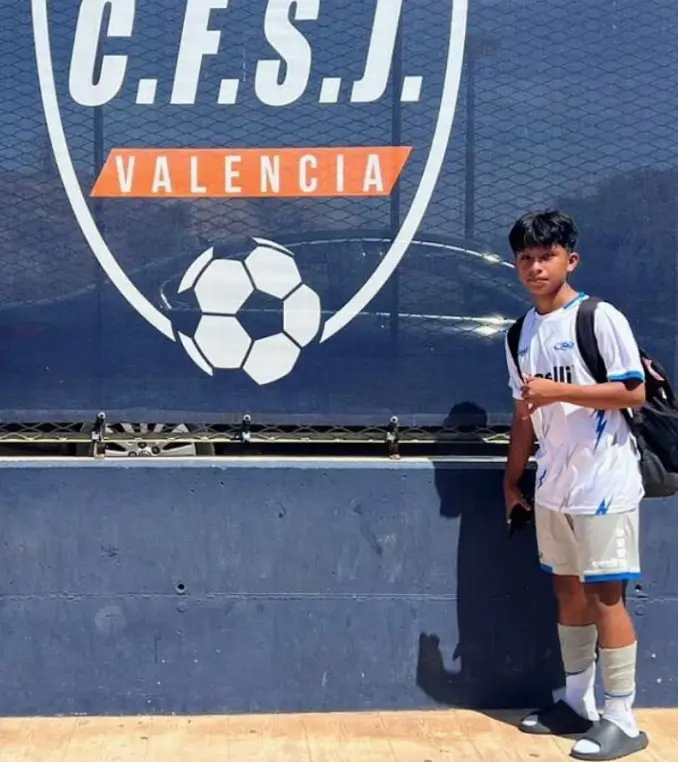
[506,296,678,498]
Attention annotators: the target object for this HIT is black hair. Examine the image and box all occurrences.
[508,210,578,255]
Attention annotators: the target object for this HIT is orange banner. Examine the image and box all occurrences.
[91,146,412,198]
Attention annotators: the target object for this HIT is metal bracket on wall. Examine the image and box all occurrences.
[91,412,107,458]
[238,415,252,444]
[386,416,400,459]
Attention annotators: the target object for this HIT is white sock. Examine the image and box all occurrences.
[565,662,598,721]
[557,624,599,721]
[572,688,640,757]
[600,644,639,738]
[603,690,638,737]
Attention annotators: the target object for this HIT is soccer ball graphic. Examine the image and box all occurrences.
[175,238,322,385]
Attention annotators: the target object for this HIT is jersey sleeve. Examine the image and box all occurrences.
[504,334,524,400]
[593,302,644,383]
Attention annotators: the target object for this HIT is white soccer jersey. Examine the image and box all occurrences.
[505,292,645,516]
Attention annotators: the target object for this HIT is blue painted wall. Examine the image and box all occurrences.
[0,459,674,716]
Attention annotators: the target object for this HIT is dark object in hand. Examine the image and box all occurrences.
[509,504,533,538]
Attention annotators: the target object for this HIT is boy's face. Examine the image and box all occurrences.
[514,244,579,297]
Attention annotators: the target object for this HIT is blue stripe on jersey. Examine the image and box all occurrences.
[595,499,610,515]
[594,410,607,450]
[564,291,587,309]
[609,371,645,382]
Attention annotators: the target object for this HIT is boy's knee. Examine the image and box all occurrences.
[553,575,590,622]
[553,574,586,602]
[584,580,625,612]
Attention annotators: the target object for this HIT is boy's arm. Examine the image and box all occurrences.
[554,378,644,409]
[503,338,535,510]
[504,398,535,495]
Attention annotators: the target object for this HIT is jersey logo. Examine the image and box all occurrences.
[554,341,575,350]
[535,365,573,384]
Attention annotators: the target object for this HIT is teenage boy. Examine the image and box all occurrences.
[503,210,649,760]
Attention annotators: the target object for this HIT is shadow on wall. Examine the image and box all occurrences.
[415,402,564,710]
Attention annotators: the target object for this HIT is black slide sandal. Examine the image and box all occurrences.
[570,719,649,760]
[519,699,596,737]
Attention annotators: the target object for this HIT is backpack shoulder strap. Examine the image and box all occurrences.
[576,296,635,428]
[506,313,527,380]
[575,296,608,384]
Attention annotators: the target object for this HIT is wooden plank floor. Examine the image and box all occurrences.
[0,710,675,761]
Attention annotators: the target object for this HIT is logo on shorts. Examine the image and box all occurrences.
[591,558,620,570]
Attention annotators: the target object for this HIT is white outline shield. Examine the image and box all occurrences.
[32,0,468,346]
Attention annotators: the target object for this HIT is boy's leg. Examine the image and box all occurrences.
[552,574,598,721]
[569,507,648,760]
[519,505,599,735]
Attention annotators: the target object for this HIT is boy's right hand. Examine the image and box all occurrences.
[503,480,532,523]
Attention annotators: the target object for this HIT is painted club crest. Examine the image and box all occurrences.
[32,0,468,384]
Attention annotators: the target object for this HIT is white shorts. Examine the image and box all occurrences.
[535,504,641,583]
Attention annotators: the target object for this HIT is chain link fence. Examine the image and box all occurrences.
[0,1,676,452]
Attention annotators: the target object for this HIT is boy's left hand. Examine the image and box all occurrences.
[521,375,563,412]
